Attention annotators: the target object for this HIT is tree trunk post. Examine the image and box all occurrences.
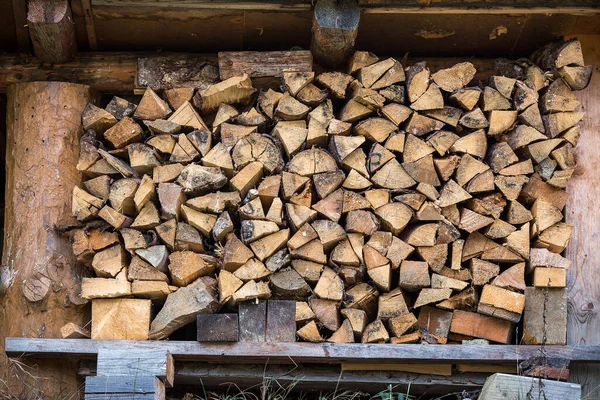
[0,81,92,398]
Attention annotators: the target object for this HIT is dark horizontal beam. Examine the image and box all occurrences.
[77,360,489,394]
[6,338,600,364]
[91,0,600,13]
[0,52,495,93]
[175,363,489,394]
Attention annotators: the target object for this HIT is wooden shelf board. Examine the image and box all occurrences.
[5,338,600,364]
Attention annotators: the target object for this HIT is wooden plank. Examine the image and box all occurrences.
[85,394,160,400]
[566,33,600,399]
[97,348,174,387]
[80,360,487,394]
[218,50,313,80]
[92,298,151,340]
[92,0,312,11]
[266,300,296,342]
[238,300,267,342]
[523,287,567,345]
[137,56,218,90]
[342,363,452,376]
[11,0,30,51]
[196,314,239,342]
[358,0,600,13]
[479,373,581,400]
[456,364,517,374]
[243,10,312,51]
[7,338,600,364]
[81,0,98,50]
[176,362,489,395]
[92,5,244,53]
[85,375,164,395]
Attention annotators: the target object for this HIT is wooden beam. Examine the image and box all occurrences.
[27,0,77,63]
[0,82,93,397]
[91,0,312,11]
[81,0,98,50]
[6,338,600,364]
[310,0,360,68]
[357,0,600,14]
[78,360,489,395]
[218,51,313,80]
[137,56,218,90]
[566,34,600,399]
[360,7,600,14]
[0,53,495,93]
[12,0,30,51]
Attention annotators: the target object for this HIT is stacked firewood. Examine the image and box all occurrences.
[71,39,590,343]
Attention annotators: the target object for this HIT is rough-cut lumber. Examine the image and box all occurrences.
[266,300,296,342]
[450,310,513,344]
[85,375,165,399]
[197,314,239,342]
[239,301,267,342]
[523,287,566,345]
[218,51,313,81]
[478,373,580,400]
[92,299,151,340]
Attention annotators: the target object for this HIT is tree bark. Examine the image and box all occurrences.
[0,82,92,398]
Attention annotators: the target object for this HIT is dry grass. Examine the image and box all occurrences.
[0,357,82,400]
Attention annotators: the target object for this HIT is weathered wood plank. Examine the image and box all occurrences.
[479,373,581,400]
[358,0,600,13]
[174,362,488,394]
[137,57,218,90]
[239,300,267,342]
[266,300,296,342]
[75,362,488,395]
[92,0,312,10]
[81,0,99,50]
[196,314,239,342]
[6,338,600,364]
[85,375,163,394]
[96,348,174,387]
[85,394,160,400]
[218,50,313,80]
[11,0,30,51]
[566,34,600,399]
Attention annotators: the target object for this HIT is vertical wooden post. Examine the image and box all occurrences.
[310,0,360,68]
[566,34,600,398]
[27,0,77,63]
[0,82,92,398]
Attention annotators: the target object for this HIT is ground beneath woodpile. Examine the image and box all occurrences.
[166,387,479,400]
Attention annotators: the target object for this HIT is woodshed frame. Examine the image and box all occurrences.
[2,0,600,397]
